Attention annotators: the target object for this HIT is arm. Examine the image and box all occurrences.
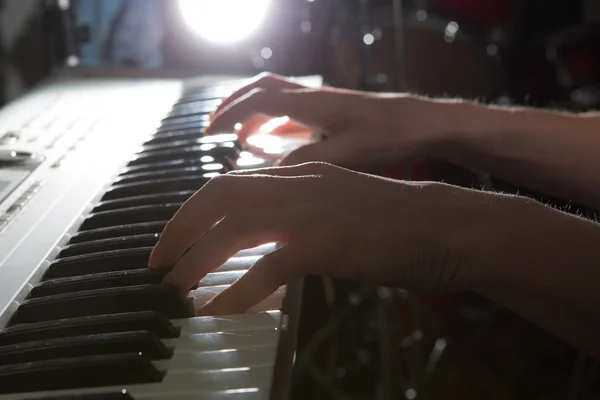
[426,99,600,209]
[461,195,600,359]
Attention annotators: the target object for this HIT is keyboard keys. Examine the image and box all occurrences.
[0,331,172,366]
[142,136,238,152]
[119,158,231,176]
[0,353,163,394]
[46,247,153,279]
[23,392,134,400]
[31,268,173,298]
[156,120,209,133]
[80,204,182,230]
[69,222,167,244]
[143,130,206,146]
[160,114,209,127]
[101,176,211,200]
[113,166,225,185]
[0,312,179,346]
[127,146,238,167]
[60,234,160,258]
[93,192,194,213]
[13,284,194,323]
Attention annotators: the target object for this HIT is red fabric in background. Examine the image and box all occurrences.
[429,0,515,29]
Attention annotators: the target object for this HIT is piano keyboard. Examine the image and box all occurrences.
[0,75,316,399]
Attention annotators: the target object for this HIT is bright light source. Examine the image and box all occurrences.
[178,0,271,44]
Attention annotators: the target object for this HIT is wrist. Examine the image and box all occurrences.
[455,193,600,293]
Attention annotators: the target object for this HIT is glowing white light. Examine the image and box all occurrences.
[178,0,271,44]
[261,47,273,59]
[202,163,225,171]
[200,155,215,163]
[363,33,375,45]
[237,157,266,167]
[200,133,238,143]
[66,55,79,67]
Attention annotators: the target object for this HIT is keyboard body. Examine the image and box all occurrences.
[0,74,319,399]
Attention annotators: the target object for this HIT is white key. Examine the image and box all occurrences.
[163,330,279,353]
[216,256,261,272]
[198,270,246,287]
[234,243,277,257]
[190,286,286,312]
[130,366,274,396]
[172,311,281,334]
[153,347,277,371]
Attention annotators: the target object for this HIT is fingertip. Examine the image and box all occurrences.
[148,239,168,268]
[197,295,233,316]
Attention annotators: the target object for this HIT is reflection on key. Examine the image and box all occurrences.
[190,285,286,312]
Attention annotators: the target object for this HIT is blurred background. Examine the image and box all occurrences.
[1,0,599,399]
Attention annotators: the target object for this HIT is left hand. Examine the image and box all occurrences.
[148,162,481,315]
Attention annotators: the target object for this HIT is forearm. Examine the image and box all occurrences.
[429,99,600,209]
[458,194,600,358]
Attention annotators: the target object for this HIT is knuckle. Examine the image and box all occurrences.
[220,211,255,233]
[255,72,277,84]
[293,160,334,173]
[204,174,237,198]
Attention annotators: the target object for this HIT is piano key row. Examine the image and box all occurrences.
[0,83,284,398]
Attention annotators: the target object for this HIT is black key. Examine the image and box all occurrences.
[13,284,194,323]
[0,353,162,394]
[101,176,211,201]
[69,221,166,244]
[45,247,152,279]
[176,92,229,104]
[0,312,179,346]
[81,204,182,230]
[156,120,209,132]
[127,145,238,166]
[161,113,209,126]
[143,130,204,145]
[113,166,224,185]
[24,392,134,400]
[31,268,172,297]
[93,191,194,212]
[162,113,210,125]
[0,331,172,366]
[171,98,222,111]
[140,139,237,153]
[119,158,231,176]
[169,101,219,115]
[60,234,160,258]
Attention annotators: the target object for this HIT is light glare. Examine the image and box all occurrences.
[178,0,271,44]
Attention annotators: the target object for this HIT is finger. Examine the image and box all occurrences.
[198,228,338,315]
[235,114,272,142]
[205,89,331,136]
[149,174,253,268]
[162,205,312,292]
[212,73,305,118]
[227,161,332,177]
[279,133,364,167]
[150,174,313,269]
[197,241,308,315]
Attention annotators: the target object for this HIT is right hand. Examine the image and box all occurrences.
[207,73,444,168]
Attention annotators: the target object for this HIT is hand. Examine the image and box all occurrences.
[208,73,444,168]
[148,162,483,315]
